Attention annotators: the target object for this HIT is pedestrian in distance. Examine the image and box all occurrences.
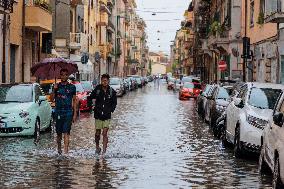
[88,74,117,157]
[50,68,77,155]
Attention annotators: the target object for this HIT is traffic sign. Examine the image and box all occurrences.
[218,60,227,71]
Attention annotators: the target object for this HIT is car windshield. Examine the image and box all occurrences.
[0,85,33,103]
[40,83,53,95]
[248,87,282,109]
[184,83,194,89]
[110,78,120,85]
[182,77,193,82]
[217,87,232,100]
[81,82,92,91]
[74,83,84,93]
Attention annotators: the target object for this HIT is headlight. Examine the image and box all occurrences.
[19,111,29,118]
[216,105,226,112]
[246,115,268,130]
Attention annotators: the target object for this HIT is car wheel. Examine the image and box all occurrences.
[273,156,284,189]
[259,146,270,174]
[34,119,40,143]
[234,126,243,158]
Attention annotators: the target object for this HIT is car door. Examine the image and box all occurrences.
[34,85,48,128]
[267,96,284,165]
[226,85,247,141]
[205,86,217,121]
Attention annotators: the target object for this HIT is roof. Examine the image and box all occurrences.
[149,52,160,56]
[249,82,284,90]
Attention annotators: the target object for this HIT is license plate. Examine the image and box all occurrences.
[0,122,6,128]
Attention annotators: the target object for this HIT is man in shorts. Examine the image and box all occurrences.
[51,68,77,154]
[88,74,117,155]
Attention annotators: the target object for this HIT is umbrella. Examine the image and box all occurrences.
[31,58,78,80]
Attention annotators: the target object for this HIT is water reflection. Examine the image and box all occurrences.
[0,84,274,188]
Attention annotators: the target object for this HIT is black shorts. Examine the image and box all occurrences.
[55,111,73,134]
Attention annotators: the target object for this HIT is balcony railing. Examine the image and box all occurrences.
[207,30,229,47]
[265,0,284,23]
[0,0,15,13]
[70,33,88,51]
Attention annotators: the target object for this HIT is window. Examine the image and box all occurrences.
[250,0,255,26]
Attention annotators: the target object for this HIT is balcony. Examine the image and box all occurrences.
[25,4,52,32]
[70,0,84,7]
[265,0,284,23]
[97,12,108,26]
[108,20,115,31]
[207,30,229,48]
[69,33,88,51]
[100,1,111,15]
[99,45,108,59]
[0,0,15,14]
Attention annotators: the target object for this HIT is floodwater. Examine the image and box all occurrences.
[0,83,273,188]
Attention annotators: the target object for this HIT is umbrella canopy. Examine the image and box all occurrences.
[31,58,78,80]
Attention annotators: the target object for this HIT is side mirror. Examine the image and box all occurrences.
[38,96,47,105]
[273,112,284,127]
[39,96,47,102]
[199,91,203,95]
[234,98,244,108]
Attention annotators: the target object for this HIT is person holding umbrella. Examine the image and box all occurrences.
[31,58,79,154]
[51,68,77,154]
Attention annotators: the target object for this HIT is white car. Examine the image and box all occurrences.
[224,82,283,157]
[0,83,52,139]
[259,91,284,188]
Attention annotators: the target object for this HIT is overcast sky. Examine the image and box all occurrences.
[136,0,190,55]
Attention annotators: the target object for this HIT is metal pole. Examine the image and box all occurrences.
[22,0,25,82]
[2,13,6,83]
[243,0,247,82]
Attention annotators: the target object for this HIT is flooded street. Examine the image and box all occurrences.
[0,83,273,188]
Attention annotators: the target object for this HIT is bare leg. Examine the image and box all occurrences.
[63,133,70,154]
[102,128,109,154]
[95,129,101,153]
[57,133,62,154]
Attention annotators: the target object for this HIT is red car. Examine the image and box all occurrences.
[179,82,202,100]
[71,81,91,111]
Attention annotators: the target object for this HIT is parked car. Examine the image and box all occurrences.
[0,83,52,139]
[110,77,124,97]
[167,78,176,90]
[81,81,93,95]
[174,79,182,91]
[196,84,213,118]
[179,82,202,100]
[71,81,91,111]
[134,77,143,88]
[126,77,136,91]
[123,78,130,93]
[181,76,200,85]
[259,91,284,188]
[204,85,233,127]
[225,82,283,157]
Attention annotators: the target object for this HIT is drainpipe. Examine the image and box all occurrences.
[22,0,25,82]
[2,13,6,83]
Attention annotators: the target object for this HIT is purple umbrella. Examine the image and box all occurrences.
[31,58,78,80]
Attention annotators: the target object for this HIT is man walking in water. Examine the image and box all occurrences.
[51,68,77,154]
[88,74,117,156]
